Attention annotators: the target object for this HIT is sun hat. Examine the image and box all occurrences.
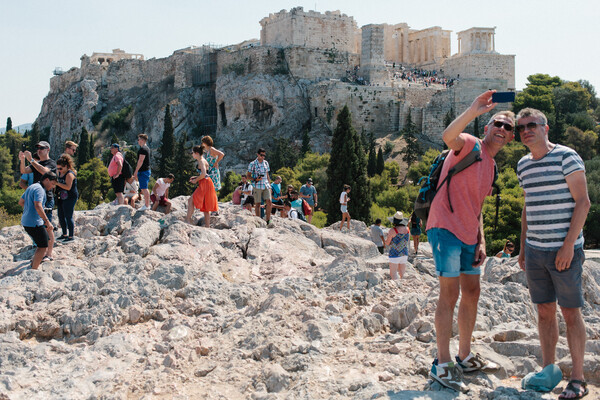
[388,211,409,226]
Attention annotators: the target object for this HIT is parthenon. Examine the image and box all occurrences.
[90,49,144,66]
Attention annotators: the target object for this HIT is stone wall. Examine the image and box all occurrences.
[360,25,387,84]
[442,53,516,90]
[260,7,359,53]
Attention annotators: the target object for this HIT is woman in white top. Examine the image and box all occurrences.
[339,184,351,230]
[124,176,140,208]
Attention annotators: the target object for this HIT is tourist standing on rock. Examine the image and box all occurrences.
[299,178,318,223]
[55,155,78,242]
[409,212,422,254]
[370,218,385,254]
[151,174,174,214]
[339,184,351,230]
[19,152,38,190]
[248,148,272,224]
[19,141,58,262]
[201,135,224,192]
[108,144,125,205]
[427,91,514,393]
[19,172,57,269]
[186,145,218,227]
[271,176,285,215]
[134,134,151,211]
[516,108,591,400]
[385,212,409,279]
[64,140,78,158]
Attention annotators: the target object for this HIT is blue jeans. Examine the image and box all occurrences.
[57,196,77,237]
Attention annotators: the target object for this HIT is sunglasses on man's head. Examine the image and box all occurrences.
[492,120,514,132]
[516,122,545,134]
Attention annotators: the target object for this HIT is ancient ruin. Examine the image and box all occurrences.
[38,6,514,168]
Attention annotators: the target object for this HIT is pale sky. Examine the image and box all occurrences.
[2,0,599,127]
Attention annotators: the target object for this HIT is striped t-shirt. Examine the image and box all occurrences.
[517,144,585,251]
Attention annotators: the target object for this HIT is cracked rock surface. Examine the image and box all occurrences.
[1,198,599,399]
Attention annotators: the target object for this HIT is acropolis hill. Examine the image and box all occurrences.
[37,6,515,169]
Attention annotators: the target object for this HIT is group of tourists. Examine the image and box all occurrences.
[17,89,591,398]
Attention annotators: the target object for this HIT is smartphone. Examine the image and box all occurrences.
[492,92,515,103]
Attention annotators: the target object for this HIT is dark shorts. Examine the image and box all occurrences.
[524,244,585,308]
[377,246,384,254]
[410,227,421,236]
[243,196,255,206]
[111,175,125,193]
[24,225,49,248]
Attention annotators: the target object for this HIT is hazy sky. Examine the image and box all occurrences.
[2,0,599,127]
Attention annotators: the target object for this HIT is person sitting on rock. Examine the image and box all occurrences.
[232,180,243,205]
[495,240,514,258]
[241,173,254,211]
[283,200,299,220]
[151,173,174,214]
[124,176,140,208]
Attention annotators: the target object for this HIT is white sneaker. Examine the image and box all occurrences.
[430,360,469,393]
[138,205,149,211]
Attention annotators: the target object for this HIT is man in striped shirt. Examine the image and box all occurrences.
[516,108,591,398]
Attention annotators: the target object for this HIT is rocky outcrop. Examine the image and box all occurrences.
[1,200,599,398]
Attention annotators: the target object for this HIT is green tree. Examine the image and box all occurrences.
[270,137,299,173]
[494,140,528,172]
[111,132,119,147]
[367,139,377,177]
[376,147,384,175]
[78,127,91,166]
[443,108,455,128]
[406,148,440,184]
[301,129,311,156]
[2,129,26,179]
[399,111,423,169]
[563,126,597,161]
[553,81,591,117]
[158,104,176,177]
[0,146,14,189]
[6,117,12,132]
[220,170,243,201]
[28,122,40,152]
[170,131,195,197]
[578,79,599,109]
[584,156,600,248]
[325,105,371,224]
[77,157,111,208]
[89,133,95,160]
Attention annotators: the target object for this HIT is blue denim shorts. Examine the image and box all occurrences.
[524,244,584,308]
[428,228,480,278]
[138,170,151,190]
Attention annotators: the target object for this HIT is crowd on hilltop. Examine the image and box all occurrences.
[391,65,457,88]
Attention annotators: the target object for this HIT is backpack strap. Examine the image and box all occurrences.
[443,144,483,212]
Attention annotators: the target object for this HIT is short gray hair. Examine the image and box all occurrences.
[516,108,547,125]
[487,110,516,126]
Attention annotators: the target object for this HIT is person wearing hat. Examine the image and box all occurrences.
[299,178,317,223]
[64,141,78,157]
[108,143,125,205]
[19,141,58,262]
[385,211,410,280]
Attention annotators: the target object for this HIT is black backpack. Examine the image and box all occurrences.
[414,141,500,228]
[122,159,133,179]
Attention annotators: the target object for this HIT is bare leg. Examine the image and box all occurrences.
[537,302,559,367]
[31,247,46,269]
[46,229,54,258]
[457,274,481,360]
[204,212,210,228]
[254,202,261,217]
[435,276,460,363]
[346,214,351,229]
[560,306,586,381]
[397,263,406,279]
[186,196,195,224]
[265,199,272,221]
[389,263,398,280]
[116,192,125,205]
[141,189,150,207]
[165,200,172,214]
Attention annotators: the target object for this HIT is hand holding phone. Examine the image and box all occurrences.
[491,92,515,103]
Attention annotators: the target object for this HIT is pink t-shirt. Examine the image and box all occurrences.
[426,134,495,245]
[108,152,124,178]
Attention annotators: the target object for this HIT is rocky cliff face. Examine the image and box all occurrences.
[1,201,599,398]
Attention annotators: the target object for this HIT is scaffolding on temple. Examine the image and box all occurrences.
[191,45,220,135]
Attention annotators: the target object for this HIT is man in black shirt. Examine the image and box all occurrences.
[19,141,57,261]
[134,133,151,210]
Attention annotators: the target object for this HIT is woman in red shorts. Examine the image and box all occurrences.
[186,145,218,227]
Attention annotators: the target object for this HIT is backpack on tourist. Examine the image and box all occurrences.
[122,159,133,179]
[414,142,500,227]
[302,199,312,216]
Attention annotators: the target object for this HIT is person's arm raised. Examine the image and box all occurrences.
[443,90,497,151]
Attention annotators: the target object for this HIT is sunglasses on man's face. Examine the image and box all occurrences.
[516,122,545,134]
[491,120,514,132]
[259,153,266,157]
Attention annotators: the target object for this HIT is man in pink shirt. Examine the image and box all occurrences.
[427,91,515,392]
[108,143,125,205]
